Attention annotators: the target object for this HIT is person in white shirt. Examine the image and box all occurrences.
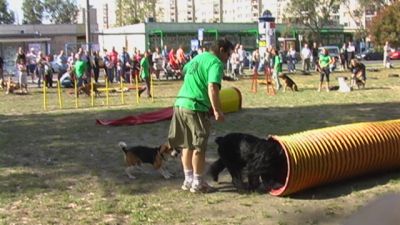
[237,44,246,75]
[301,43,311,73]
[383,41,393,68]
[346,41,356,69]
[26,48,37,84]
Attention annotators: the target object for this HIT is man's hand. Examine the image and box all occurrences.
[213,110,224,122]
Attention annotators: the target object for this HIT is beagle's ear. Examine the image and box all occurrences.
[159,143,172,154]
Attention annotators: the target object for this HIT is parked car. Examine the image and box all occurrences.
[355,48,383,60]
[389,49,400,60]
[318,46,340,60]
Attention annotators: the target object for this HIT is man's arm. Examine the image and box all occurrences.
[208,83,224,122]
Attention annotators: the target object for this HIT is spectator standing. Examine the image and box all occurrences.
[346,41,355,69]
[311,42,319,71]
[168,38,233,193]
[238,44,246,75]
[152,47,163,80]
[120,47,131,82]
[108,47,119,82]
[301,43,311,73]
[26,48,37,84]
[138,51,151,98]
[16,47,28,93]
[176,45,186,68]
[251,48,260,76]
[287,46,297,72]
[36,51,46,88]
[383,41,393,68]
[67,52,75,70]
[230,48,240,80]
[0,56,3,83]
[92,51,100,83]
[103,49,114,83]
[339,43,348,71]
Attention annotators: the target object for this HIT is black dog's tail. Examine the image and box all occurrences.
[118,141,128,153]
[208,158,225,182]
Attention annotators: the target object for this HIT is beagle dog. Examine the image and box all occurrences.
[118,141,178,179]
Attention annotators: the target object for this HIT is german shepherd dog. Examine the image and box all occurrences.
[279,73,298,92]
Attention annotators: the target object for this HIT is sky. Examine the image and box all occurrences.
[7,0,104,24]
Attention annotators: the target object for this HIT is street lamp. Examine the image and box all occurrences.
[85,0,91,54]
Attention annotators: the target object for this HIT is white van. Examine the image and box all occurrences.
[318,46,340,59]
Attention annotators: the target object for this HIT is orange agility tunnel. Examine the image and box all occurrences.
[270,119,400,196]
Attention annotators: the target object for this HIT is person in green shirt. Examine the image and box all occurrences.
[74,54,87,88]
[272,48,282,91]
[318,48,334,92]
[138,51,151,97]
[168,38,234,193]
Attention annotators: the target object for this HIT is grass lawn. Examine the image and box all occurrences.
[1,66,400,225]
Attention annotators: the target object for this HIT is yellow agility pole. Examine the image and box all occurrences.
[91,79,94,107]
[56,79,63,109]
[120,79,125,104]
[150,74,154,102]
[43,80,47,110]
[105,76,109,106]
[135,73,139,104]
[74,79,79,108]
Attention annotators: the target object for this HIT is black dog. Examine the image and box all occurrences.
[208,133,287,192]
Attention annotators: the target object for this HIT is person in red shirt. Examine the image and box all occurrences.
[168,48,179,70]
[176,45,186,67]
[107,47,118,83]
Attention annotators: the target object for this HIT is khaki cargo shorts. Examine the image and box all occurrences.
[168,107,211,152]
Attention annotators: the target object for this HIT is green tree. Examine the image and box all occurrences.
[285,0,343,42]
[369,1,400,47]
[0,0,15,24]
[43,0,79,24]
[342,0,393,40]
[116,0,156,26]
[22,0,44,24]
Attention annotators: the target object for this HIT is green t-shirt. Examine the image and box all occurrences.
[174,52,223,112]
[319,54,331,68]
[140,57,150,79]
[74,60,86,78]
[274,55,282,73]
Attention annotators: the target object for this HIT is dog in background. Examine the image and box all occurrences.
[79,82,100,97]
[2,77,21,94]
[118,141,179,179]
[279,73,298,92]
[208,133,287,192]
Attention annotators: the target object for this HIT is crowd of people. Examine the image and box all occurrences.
[1,44,203,95]
[1,39,394,95]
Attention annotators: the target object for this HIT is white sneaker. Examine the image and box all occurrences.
[190,182,217,193]
[181,180,192,191]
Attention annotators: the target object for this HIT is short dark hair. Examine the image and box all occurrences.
[210,38,234,54]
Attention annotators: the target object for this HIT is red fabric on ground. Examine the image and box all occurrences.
[96,107,174,126]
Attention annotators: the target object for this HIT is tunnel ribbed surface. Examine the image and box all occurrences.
[270,119,400,196]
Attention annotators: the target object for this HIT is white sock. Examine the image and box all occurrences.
[184,169,193,183]
[193,173,202,186]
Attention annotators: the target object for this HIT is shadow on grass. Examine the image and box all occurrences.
[0,101,400,198]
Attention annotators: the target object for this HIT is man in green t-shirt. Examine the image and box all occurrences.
[138,51,151,97]
[168,38,234,193]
